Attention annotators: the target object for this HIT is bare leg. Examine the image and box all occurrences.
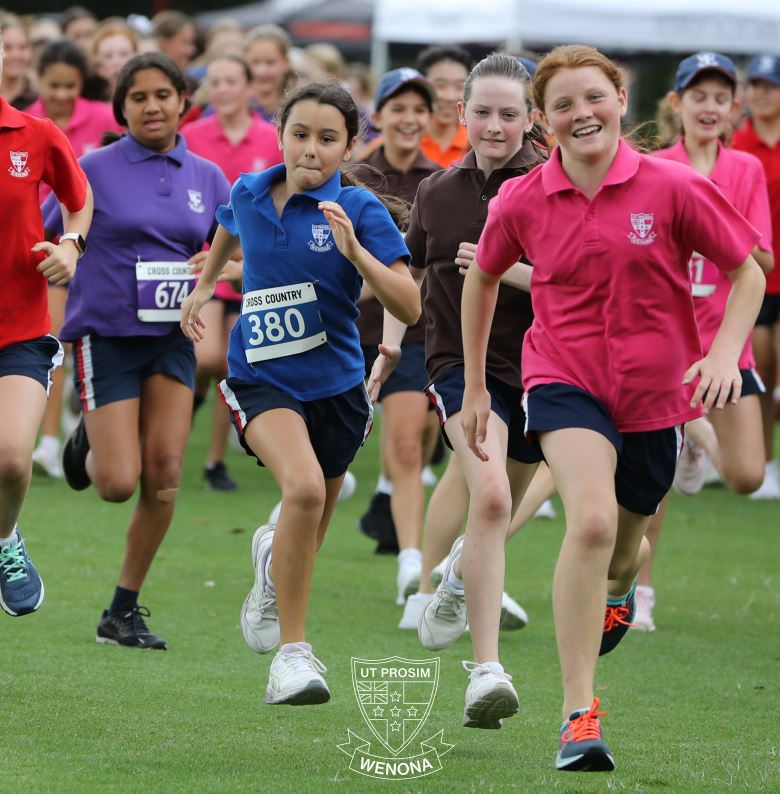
[708,396,765,493]
[753,325,777,465]
[638,495,667,588]
[38,286,68,441]
[205,309,238,467]
[507,462,557,538]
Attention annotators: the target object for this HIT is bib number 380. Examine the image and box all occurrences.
[241,282,327,363]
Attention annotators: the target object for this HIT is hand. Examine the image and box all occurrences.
[366,344,401,402]
[683,353,741,411]
[319,200,361,263]
[461,385,492,461]
[32,240,79,286]
[454,241,477,270]
[180,283,216,342]
[188,252,243,284]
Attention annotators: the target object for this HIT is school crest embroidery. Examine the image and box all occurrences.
[187,189,205,213]
[8,150,30,178]
[309,223,334,252]
[756,55,777,75]
[628,212,656,246]
[695,52,719,69]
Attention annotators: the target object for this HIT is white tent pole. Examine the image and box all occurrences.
[371,37,390,76]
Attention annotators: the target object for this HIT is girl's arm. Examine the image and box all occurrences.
[180,224,241,341]
[32,183,94,286]
[684,255,765,409]
[456,241,532,292]
[319,200,421,325]
[752,245,773,276]
[460,260,502,461]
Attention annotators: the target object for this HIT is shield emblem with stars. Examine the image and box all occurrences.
[311,224,332,247]
[10,151,28,173]
[630,212,654,239]
[351,657,439,756]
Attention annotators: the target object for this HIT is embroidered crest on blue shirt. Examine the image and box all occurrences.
[8,150,30,178]
[187,189,205,213]
[309,223,334,252]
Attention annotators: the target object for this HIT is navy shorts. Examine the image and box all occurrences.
[219,378,374,479]
[425,365,541,464]
[72,331,196,412]
[738,367,765,398]
[524,383,683,516]
[362,342,429,402]
[0,335,63,393]
[756,293,780,327]
[215,297,241,314]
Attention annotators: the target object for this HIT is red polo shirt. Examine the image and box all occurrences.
[733,119,780,294]
[0,97,87,348]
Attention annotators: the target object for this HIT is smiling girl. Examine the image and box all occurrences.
[181,82,420,705]
[461,44,765,771]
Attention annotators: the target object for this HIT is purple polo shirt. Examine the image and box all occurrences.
[44,134,230,340]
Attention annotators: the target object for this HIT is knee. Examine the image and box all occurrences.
[725,467,764,495]
[570,506,618,551]
[282,474,326,514]
[143,452,184,492]
[469,474,512,527]
[94,472,137,503]
[0,450,30,487]
[387,435,423,473]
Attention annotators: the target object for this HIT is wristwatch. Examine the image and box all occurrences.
[60,232,87,257]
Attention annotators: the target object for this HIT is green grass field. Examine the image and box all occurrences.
[5,404,779,793]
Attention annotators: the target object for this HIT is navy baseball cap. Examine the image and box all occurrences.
[674,52,737,92]
[374,68,435,111]
[747,54,780,86]
[516,57,537,78]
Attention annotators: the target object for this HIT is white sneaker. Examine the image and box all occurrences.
[462,661,519,729]
[268,500,282,524]
[399,592,432,629]
[533,499,556,519]
[749,461,780,500]
[701,453,721,487]
[264,643,330,705]
[499,592,529,630]
[632,585,655,632]
[418,537,467,650]
[396,552,422,606]
[32,440,63,479]
[430,556,447,588]
[673,439,705,495]
[240,525,279,653]
[337,470,357,502]
[421,465,438,487]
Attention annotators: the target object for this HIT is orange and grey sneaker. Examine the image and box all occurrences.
[556,697,615,772]
[599,581,637,656]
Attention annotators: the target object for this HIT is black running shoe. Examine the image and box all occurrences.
[96,605,167,650]
[358,492,399,554]
[62,418,91,491]
[204,461,238,491]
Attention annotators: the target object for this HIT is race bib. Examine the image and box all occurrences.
[689,252,718,298]
[241,281,327,363]
[136,261,196,322]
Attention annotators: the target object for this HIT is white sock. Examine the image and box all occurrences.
[281,641,311,655]
[0,526,19,546]
[38,435,61,455]
[376,474,393,495]
[398,548,422,567]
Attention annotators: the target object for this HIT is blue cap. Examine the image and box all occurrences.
[674,52,737,93]
[516,57,537,78]
[747,54,780,86]
[374,67,435,111]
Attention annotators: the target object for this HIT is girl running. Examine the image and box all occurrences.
[0,40,92,616]
[461,45,764,771]
[180,82,419,705]
[635,51,774,631]
[48,52,230,649]
[371,52,546,726]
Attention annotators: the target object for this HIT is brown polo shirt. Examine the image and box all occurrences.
[406,141,543,389]
[351,147,441,347]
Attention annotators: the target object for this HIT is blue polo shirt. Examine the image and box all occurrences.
[220,165,409,400]
[43,134,230,340]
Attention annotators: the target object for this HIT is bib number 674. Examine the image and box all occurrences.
[154,280,190,309]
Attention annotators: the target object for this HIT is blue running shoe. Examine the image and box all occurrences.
[556,698,615,772]
[0,531,44,616]
[599,581,637,656]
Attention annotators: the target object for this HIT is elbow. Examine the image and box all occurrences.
[398,292,421,326]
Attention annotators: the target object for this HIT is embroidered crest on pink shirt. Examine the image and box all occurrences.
[628,213,656,245]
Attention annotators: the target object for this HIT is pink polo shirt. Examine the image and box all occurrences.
[654,140,772,369]
[180,113,282,300]
[476,139,760,433]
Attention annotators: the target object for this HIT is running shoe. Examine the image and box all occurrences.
[556,697,615,772]
[264,643,330,705]
[418,537,467,650]
[749,461,780,500]
[0,531,44,616]
[32,439,63,479]
[62,418,91,491]
[96,605,167,649]
[462,661,519,729]
[358,492,398,554]
[632,585,656,632]
[499,592,529,630]
[396,552,422,606]
[533,499,557,519]
[240,525,279,653]
[204,461,238,491]
[599,583,637,656]
[673,439,705,495]
[398,592,433,630]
